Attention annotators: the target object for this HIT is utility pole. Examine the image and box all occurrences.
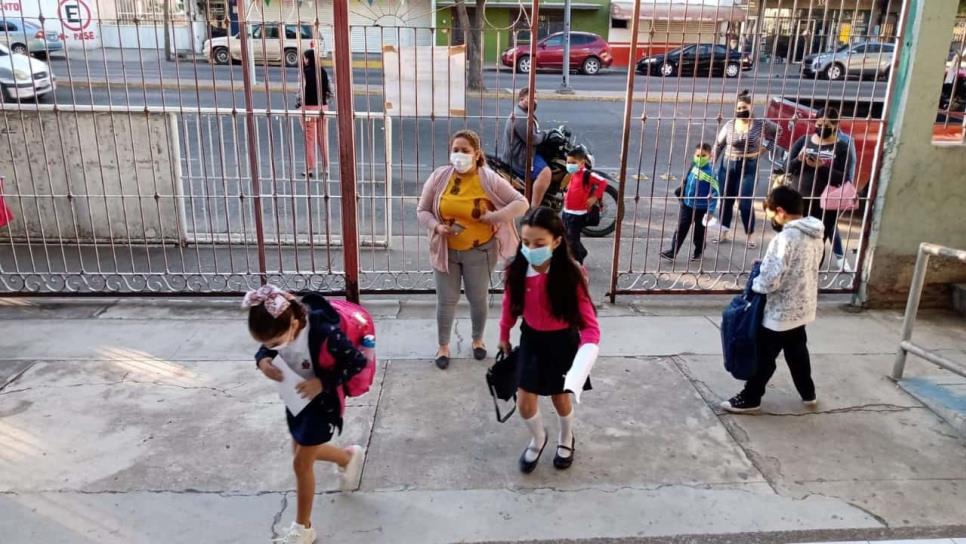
[163,0,173,61]
[557,0,574,94]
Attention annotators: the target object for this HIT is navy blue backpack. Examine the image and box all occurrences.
[721,262,766,381]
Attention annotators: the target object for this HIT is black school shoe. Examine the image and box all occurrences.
[434,355,450,370]
[518,433,548,474]
[473,346,487,361]
[553,435,575,470]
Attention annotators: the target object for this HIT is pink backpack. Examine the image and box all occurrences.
[316,299,376,398]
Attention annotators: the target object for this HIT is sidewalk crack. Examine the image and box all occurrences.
[270,492,289,538]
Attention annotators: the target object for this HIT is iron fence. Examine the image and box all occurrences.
[1,0,953,298]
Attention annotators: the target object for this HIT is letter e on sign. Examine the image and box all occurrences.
[58,0,92,32]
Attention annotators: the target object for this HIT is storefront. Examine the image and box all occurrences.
[434,0,610,64]
[607,1,748,67]
[213,0,435,54]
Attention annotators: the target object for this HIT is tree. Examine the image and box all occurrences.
[453,0,486,91]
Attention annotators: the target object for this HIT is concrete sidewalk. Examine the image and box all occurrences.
[0,296,964,543]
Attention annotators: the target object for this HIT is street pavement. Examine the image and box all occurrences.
[0,297,963,543]
[42,49,890,102]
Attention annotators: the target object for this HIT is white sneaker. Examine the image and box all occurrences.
[338,445,365,492]
[803,398,819,408]
[833,256,855,272]
[273,522,316,544]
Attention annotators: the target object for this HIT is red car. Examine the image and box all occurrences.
[501,32,613,75]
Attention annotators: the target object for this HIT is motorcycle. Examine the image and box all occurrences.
[486,125,620,237]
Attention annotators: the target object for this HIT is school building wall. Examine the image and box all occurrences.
[861,0,966,308]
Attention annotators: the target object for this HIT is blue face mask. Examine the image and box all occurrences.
[520,244,554,266]
[565,163,580,174]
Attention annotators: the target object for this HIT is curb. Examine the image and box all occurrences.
[68,80,760,104]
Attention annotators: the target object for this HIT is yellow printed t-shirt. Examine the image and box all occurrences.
[439,173,495,251]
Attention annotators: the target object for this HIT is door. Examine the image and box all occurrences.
[677,44,697,76]
[539,34,564,69]
[568,34,592,67]
[694,44,714,75]
[845,43,866,75]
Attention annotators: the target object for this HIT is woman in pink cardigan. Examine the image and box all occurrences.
[417,129,529,370]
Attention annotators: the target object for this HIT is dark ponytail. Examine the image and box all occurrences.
[504,207,588,328]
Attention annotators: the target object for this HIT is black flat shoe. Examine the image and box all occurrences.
[434,355,450,370]
[553,435,575,470]
[518,433,548,474]
[473,346,487,361]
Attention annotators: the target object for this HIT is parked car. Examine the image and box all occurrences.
[766,95,962,192]
[636,43,753,78]
[501,32,612,75]
[801,41,894,81]
[0,18,64,58]
[0,43,55,102]
[203,23,318,67]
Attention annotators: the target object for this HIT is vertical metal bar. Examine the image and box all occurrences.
[237,0,268,282]
[608,0,643,302]
[333,0,361,302]
[891,243,928,380]
[523,0,540,202]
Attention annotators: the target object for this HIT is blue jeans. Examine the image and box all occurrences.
[512,153,549,181]
[717,157,758,235]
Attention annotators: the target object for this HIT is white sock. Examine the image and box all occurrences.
[558,409,575,459]
[522,411,546,463]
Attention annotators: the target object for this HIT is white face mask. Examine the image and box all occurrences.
[450,152,475,174]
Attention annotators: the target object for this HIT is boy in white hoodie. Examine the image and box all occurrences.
[722,186,825,413]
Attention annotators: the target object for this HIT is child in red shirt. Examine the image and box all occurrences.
[561,146,607,264]
[499,207,601,473]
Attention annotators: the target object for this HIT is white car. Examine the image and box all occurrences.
[203,23,321,67]
[0,42,54,102]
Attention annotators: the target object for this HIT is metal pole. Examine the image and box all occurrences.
[891,243,929,380]
[607,0,641,303]
[333,0,361,302]
[523,0,540,202]
[557,0,574,94]
[236,0,267,283]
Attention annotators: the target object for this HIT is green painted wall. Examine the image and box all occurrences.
[435,1,611,64]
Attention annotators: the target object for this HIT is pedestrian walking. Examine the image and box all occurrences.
[786,107,853,264]
[712,90,776,248]
[721,186,824,413]
[417,129,529,370]
[244,285,369,544]
[300,50,331,178]
[561,145,607,264]
[661,143,719,262]
[498,207,600,473]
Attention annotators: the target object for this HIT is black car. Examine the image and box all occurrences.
[636,44,753,78]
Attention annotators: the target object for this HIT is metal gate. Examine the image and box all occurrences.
[2,0,950,299]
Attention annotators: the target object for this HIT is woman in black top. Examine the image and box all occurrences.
[786,107,852,250]
[301,50,332,178]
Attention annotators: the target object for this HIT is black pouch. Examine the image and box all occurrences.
[486,349,519,423]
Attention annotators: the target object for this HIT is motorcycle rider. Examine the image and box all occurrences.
[503,87,553,208]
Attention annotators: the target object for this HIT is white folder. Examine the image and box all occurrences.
[564,343,599,404]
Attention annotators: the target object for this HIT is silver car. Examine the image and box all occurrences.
[802,41,895,81]
[0,18,64,58]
